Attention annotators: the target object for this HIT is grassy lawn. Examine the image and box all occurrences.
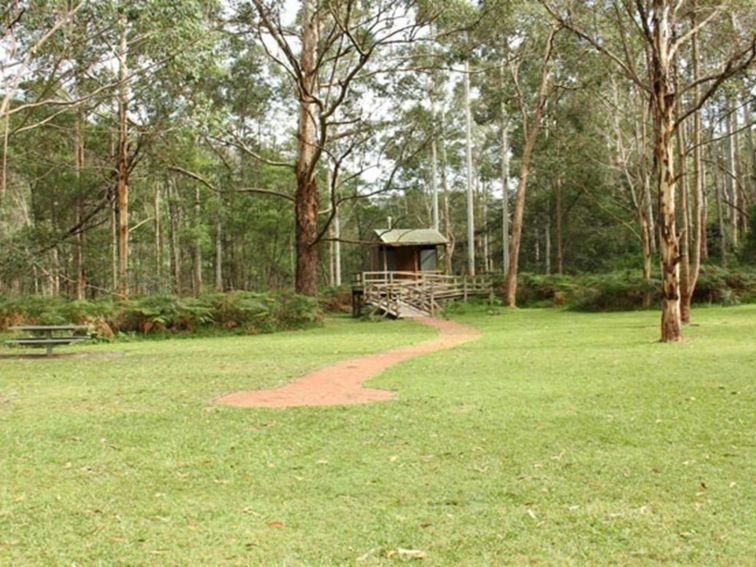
[1,307,754,565]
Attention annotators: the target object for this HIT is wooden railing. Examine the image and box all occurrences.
[354,271,493,317]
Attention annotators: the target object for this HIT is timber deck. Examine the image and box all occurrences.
[352,271,493,318]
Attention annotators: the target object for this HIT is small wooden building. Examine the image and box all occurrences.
[369,228,448,273]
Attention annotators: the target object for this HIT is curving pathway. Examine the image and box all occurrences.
[215,317,480,408]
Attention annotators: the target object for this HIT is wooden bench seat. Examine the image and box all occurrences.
[5,337,91,345]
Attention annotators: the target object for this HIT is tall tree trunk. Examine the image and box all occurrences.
[744,91,755,204]
[677,101,692,323]
[638,93,658,256]
[500,58,511,276]
[441,112,453,273]
[725,96,738,249]
[504,28,557,306]
[683,18,705,323]
[49,248,60,297]
[640,203,653,308]
[111,199,118,292]
[500,87,511,276]
[431,135,439,231]
[731,98,746,240]
[294,0,320,296]
[74,107,86,300]
[326,169,341,287]
[464,59,475,276]
[545,215,551,275]
[169,179,182,294]
[333,212,341,286]
[716,164,727,267]
[215,219,223,291]
[192,185,202,296]
[556,176,564,275]
[651,1,682,342]
[116,13,129,300]
[154,182,163,290]
[482,179,491,272]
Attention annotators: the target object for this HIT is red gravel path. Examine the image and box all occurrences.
[215,317,480,408]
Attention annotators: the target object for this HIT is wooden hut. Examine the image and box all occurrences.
[352,228,491,318]
[368,228,448,274]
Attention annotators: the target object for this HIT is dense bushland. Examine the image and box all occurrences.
[508,266,756,311]
[0,292,322,337]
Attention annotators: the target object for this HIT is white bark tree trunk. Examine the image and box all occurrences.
[500,59,511,276]
[464,59,475,276]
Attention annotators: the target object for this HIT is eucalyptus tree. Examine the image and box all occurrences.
[502,16,562,306]
[243,0,436,295]
[99,0,217,298]
[542,0,756,341]
[0,1,88,199]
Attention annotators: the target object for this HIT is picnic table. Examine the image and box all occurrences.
[5,325,91,356]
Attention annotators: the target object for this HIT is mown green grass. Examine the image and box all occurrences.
[1,307,754,565]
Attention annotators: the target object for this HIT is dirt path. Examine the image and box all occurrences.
[216,317,480,408]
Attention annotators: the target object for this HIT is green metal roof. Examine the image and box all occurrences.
[373,228,448,246]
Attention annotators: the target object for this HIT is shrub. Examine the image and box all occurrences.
[0,292,322,336]
[694,265,756,305]
[571,273,659,312]
[319,286,352,313]
[509,267,753,311]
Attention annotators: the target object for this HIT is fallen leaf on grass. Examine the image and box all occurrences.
[267,521,285,528]
[387,548,427,559]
